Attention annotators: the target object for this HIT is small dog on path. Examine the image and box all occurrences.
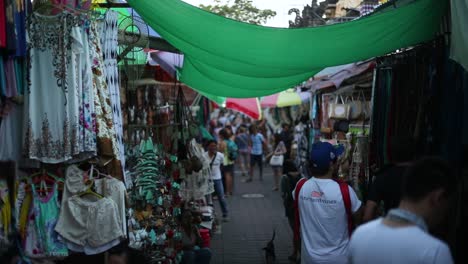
[263,230,276,264]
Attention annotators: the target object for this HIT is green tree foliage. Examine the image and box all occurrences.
[199,0,276,25]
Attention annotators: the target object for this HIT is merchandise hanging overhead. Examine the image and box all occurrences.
[127,0,447,98]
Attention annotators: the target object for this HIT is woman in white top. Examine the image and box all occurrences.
[269,133,287,191]
[205,140,229,221]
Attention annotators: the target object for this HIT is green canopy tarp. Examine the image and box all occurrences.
[127,0,447,98]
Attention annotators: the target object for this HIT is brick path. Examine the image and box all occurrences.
[210,166,295,264]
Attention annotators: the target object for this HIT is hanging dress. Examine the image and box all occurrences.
[89,20,122,179]
[0,102,23,161]
[24,12,96,163]
[101,10,126,182]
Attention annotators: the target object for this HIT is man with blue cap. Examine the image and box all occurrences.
[293,141,363,264]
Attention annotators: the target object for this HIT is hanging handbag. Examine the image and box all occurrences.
[188,139,204,172]
[333,119,350,133]
[364,99,372,120]
[269,154,284,166]
[348,93,364,120]
[328,95,351,120]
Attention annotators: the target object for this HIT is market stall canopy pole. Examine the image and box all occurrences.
[127,0,447,98]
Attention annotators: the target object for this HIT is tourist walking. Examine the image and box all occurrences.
[269,133,287,191]
[205,140,229,222]
[235,126,250,177]
[218,129,237,196]
[293,142,362,264]
[280,160,302,262]
[349,157,455,264]
[244,125,265,182]
[280,123,294,159]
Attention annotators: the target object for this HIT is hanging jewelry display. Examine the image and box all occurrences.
[127,138,184,263]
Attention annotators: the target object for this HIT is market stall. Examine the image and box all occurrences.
[0,1,217,263]
[0,0,467,263]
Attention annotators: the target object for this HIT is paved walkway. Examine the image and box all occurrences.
[210,166,295,264]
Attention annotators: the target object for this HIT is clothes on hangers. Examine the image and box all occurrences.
[89,18,123,179]
[0,102,23,161]
[3,57,17,98]
[4,0,16,53]
[16,180,32,242]
[0,178,12,239]
[24,12,96,163]
[55,194,123,248]
[55,165,126,255]
[100,10,126,182]
[13,0,28,57]
[94,176,127,237]
[370,42,447,167]
[24,183,68,258]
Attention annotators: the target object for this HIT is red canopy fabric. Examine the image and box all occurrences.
[225,98,261,120]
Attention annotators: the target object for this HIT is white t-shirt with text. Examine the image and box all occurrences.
[206,151,224,180]
[293,178,361,264]
[349,218,453,264]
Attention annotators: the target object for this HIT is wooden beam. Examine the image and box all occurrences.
[148,36,179,53]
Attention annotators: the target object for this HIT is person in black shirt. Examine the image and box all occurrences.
[363,137,416,222]
[280,123,293,159]
[280,159,302,262]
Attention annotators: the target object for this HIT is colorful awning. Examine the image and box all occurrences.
[260,89,305,108]
[225,98,262,120]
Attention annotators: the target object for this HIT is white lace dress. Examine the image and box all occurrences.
[24,12,96,163]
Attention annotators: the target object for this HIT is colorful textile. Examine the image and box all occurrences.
[14,0,27,57]
[224,98,261,120]
[27,184,68,257]
[360,3,377,17]
[127,0,447,98]
[18,189,31,241]
[0,182,11,236]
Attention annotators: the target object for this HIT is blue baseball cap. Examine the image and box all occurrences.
[310,142,345,171]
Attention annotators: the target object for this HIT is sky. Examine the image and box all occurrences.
[182,0,325,28]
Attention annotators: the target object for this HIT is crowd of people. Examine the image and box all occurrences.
[205,110,297,195]
[204,109,455,264]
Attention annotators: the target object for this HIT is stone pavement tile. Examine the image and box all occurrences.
[210,167,295,264]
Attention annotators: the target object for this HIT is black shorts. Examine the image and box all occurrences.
[222,164,234,174]
[250,154,263,167]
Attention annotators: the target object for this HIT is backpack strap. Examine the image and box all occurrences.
[209,153,217,169]
[293,178,308,243]
[333,179,354,237]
